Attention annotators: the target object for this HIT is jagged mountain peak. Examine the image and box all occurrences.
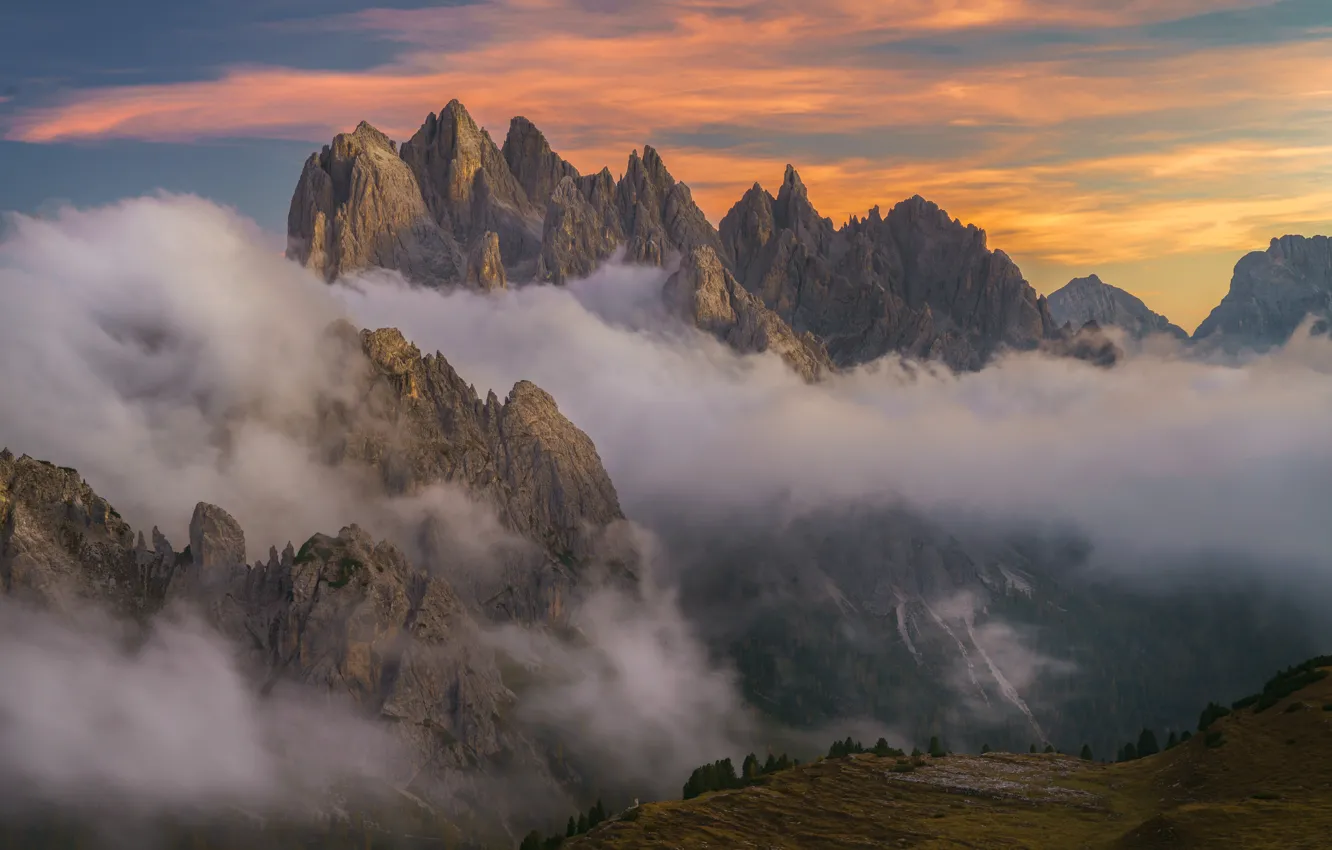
[502,114,581,210]
[1048,274,1188,340]
[401,100,541,269]
[1193,233,1332,350]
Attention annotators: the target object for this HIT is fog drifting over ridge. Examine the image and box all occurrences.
[3,194,1331,577]
[0,195,1330,812]
[340,260,1332,578]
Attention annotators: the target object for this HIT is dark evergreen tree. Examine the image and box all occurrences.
[928,736,945,757]
[576,813,587,834]
[520,831,542,850]
[763,753,777,773]
[981,743,992,754]
[742,753,759,779]
[1043,744,1055,754]
[1079,744,1093,760]
[1165,731,1179,750]
[1137,729,1160,758]
[1181,730,1193,743]
[1029,744,1038,753]
[1199,702,1231,731]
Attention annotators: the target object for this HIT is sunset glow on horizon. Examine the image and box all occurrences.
[3,0,1330,330]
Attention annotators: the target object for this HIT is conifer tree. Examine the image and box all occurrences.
[1029,744,1038,753]
[1043,743,1055,754]
[1079,744,1093,760]
[567,817,576,838]
[742,753,759,779]
[981,743,992,754]
[576,814,587,834]
[1137,729,1159,758]
[1166,731,1179,750]
[929,736,945,757]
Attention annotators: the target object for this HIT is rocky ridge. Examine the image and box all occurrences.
[662,246,832,381]
[1193,234,1332,350]
[1046,274,1188,340]
[0,449,553,817]
[286,100,1072,376]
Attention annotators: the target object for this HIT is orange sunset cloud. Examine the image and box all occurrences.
[4,0,1329,326]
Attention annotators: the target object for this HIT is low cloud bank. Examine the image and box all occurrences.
[2,195,1329,814]
[0,600,400,815]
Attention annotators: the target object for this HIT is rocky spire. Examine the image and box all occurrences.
[773,165,832,253]
[465,231,508,290]
[400,100,543,271]
[502,116,582,211]
[286,121,463,285]
[719,183,776,284]
[615,146,728,266]
[538,176,620,284]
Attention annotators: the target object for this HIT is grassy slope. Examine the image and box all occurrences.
[567,668,1332,849]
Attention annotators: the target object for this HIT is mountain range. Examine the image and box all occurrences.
[288,100,1332,366]
[2,97,1330,848]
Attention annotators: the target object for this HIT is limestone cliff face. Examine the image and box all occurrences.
[537,176,621,284]
[465,230,508,290]
[0,450,176,615]
[502,116,582,211]
[0,456,553,807]
[330,326,624,568]
[721,170,1057,371]
[286,122,464,285]
[173,503,536,780]
[1193,235,1332,350]
[400,100,544,274]
[663,246,832,382]
[616,147,727,266]
[1047,275,1187,340]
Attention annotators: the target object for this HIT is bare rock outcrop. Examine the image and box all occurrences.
[0,457,554,811]
[616,146,727,266]
[0,450,176,615]
[537,176,621,283]
[285,121,464,285]
[400,100,543,274]
[465,230,508,290]
[502,116,582,211]
[1047,274,1187,340]
[172,510,534,781]
[1193,235,1332,350]
[720,170,1057,370]
[329,326,624,569]
[663,246,832,381]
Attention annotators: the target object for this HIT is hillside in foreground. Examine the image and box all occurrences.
[566,661,1332,849]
